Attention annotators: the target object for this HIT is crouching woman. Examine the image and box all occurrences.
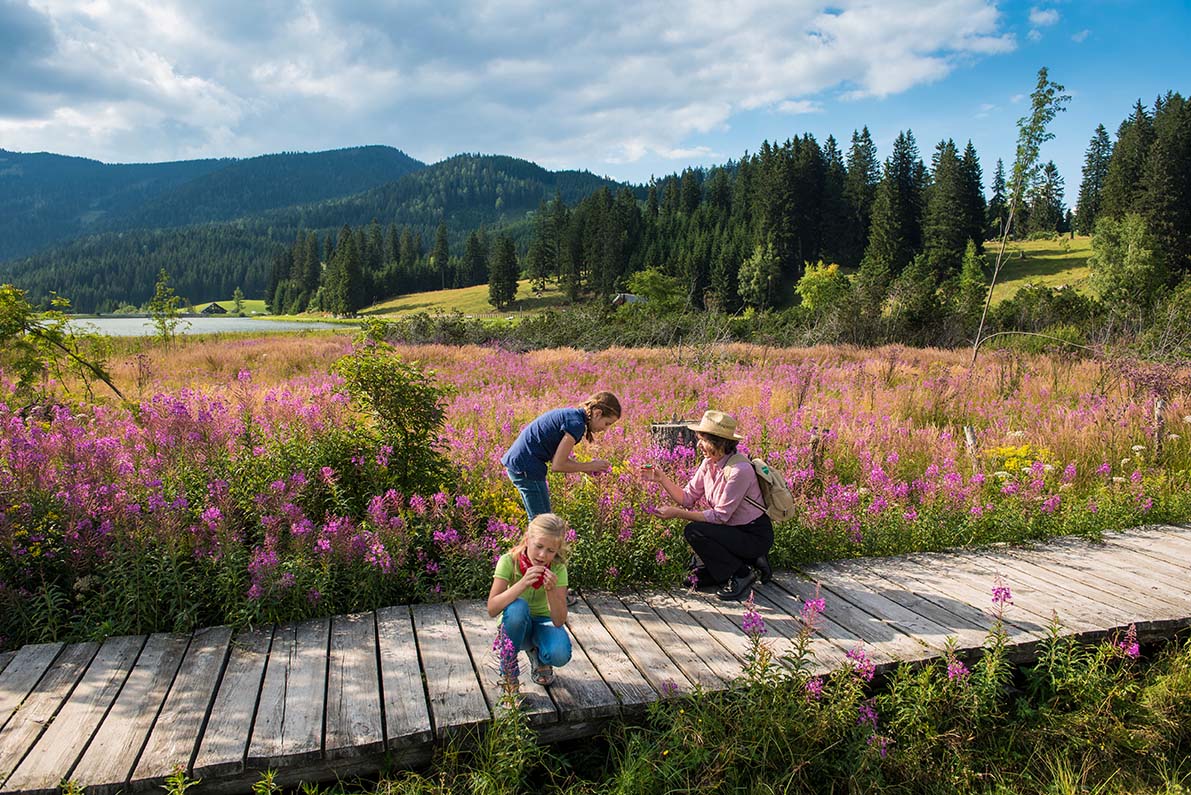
[643,410,773,601]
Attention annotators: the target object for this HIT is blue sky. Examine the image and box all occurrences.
[1,1,1187,205]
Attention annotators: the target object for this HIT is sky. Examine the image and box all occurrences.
[1,0,1188,204]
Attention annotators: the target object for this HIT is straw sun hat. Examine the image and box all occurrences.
[687,410,744,440]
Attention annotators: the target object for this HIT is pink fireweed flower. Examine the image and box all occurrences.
[800,596,826,627]
[1139,496,1154,511]
[1061,463,1077,484]
[992,581,1013,606]
[1097,462,1112,476]
[846,646,875,681]
[805,676,825,700]
[409,495,428,515]
[902,508,918,522]
[607,566,619,578]
[1117,624,1140,659]
[946,658,970,680]
[1087,500,1099,513]
[319,466,336,485]
[857,701,878,729]
[1131,470,1143,485]
[494,625,519,681]
[1041,494,1061,513]
[741,593,766,638]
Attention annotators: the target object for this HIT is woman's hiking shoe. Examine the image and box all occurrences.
[691,566,720,592]
[755,555,773,584]
[716,569,757,601]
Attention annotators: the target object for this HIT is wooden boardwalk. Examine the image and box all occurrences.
[2,524,1190,794]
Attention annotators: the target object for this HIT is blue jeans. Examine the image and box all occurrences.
[501,599,572,668]
[506,468,551,521]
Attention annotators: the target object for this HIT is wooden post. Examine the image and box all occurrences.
[963,425,981,473]
[809,426,827,472]
[650,420,696,451]
[1155,398,1166,459]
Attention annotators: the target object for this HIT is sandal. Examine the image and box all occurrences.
[529,647,555,686]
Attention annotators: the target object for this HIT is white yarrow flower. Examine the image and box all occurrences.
[1131,444,1146,452]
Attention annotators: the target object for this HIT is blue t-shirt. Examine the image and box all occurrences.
[501,407,587,480]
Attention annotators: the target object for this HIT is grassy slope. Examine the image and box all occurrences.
[986,234,1093,302]
[361,278,571,317]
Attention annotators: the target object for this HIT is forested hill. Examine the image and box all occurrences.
[0,146,426,264]
[96,145,426,232]
[0,153,628,312]
[0,150,228,261]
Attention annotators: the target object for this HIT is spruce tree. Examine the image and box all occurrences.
[1027,161,1066,235]
[923,139,968,279]
[738,238,780,311]
[432,223,450,289]
[1075,124,1113,234]
[843,127,880,268]
[1137,92,1191,278]
[986,159,1009,239]
[819,135,850,267]
[488,235,519,311]
[1102,100,1156,218]
[960,141,986,251]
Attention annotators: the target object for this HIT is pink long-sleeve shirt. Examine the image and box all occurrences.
[681,454,766,525]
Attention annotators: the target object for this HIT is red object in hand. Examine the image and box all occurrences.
[518,551,545,588]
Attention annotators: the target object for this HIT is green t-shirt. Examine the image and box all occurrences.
[494,552,569,618]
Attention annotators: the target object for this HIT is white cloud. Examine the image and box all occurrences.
[1071,29,1090,43]
[1029,7,1060,27]
[2,0,1019,177]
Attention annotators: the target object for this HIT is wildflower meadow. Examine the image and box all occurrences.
[1,333,1189,649]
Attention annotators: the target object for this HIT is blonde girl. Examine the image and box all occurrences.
[487,513,572,685]
[500,392,622,521]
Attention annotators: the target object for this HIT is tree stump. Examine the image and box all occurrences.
[651,421,696,450]
[963,425,981,473]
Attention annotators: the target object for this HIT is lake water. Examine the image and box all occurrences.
[67,317,346,336]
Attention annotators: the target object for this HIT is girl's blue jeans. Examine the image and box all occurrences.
[506,469,551,521]
[502,598,572,668]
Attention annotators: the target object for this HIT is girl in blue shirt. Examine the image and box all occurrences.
[500,391,621,520]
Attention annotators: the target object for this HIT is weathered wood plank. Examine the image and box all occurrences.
[523,600,618,724]
[565,597,655,709]
[585,593,693,695]
[4,635,144,795]
[772,571,931,663]
[799,570,959,654]
[247,617,330,769]
[619,592,726,689]
[635,589,745,682]
[647,588,752,663]
[190,625,273,780]
[0,644,63,734]
[0,652,15,678]
[741,581,855,669]
[453,601,557,726]
[1092,535,1191,594]
[70,633,190,794]
[871,553,1052,639]
[375,606,432,750]
[0,642,96,787]
[1001,541,1191,620]
[130,625,232,788]
[412,602,489,736]
[814,561,990,653]
[324,612,384,760]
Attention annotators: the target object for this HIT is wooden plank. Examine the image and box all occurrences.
[585,593,693,694]
[453,601,557,726]
[324,612,384,760]
[521,601,618,724]
[131,625,232,787]
[412,602,489,737]
[0,644,63,734]
[737,580,856,669]
[634,589,743,683]
[814,561,990,652]
[0,652,15,677]
[799,568,958,654]
[871,552,1052,639]
[0,642,96,786]
[190,625,273,780]
[564,597,655,709]
[247,617,330,768]
[1105,528,1191,573]
[1003,540,1191,618]
[375,606,432,749]
[647,588,752,663]
[963,550,1138,632]
[772,571,930,663]
[70,633,190,794]
[619,592,726,689]
[4,635,144,795]
[1093,535,1191,594]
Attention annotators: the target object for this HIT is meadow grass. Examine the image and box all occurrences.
[987,234,1094,303]
[362,278,571,317]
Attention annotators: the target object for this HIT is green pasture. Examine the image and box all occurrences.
[362,278,570,317]
[986,234,1094,303]
[192,298,268,315]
